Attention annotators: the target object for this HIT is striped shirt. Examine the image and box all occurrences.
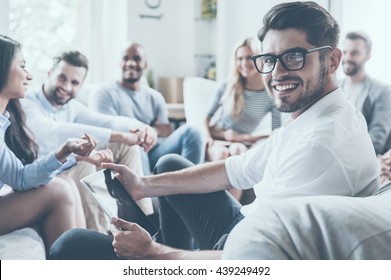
[206,82,281,134]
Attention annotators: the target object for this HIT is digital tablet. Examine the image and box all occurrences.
[81,169,158,237]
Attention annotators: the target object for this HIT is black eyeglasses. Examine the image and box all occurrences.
[251,46,333,74]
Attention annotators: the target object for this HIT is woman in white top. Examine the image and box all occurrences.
[0,35,98,253]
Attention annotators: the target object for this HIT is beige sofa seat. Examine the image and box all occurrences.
[0,185,46,260]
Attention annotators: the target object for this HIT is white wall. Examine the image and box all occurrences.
[334,0,391,84]
[127,0,195,88]
[0,0,9,35]
[215,0,331,80]
[89,0,129,83]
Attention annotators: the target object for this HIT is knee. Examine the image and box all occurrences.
[49,228,85,260]
[181,125,203,145]
[207,146,229,161]
[228,143,247,156]
[46,178,76,207]
[154,154,194,174]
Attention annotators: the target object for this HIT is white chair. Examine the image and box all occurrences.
[183,76,219,138]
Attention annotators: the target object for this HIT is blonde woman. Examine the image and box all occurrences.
[205,38,281,162]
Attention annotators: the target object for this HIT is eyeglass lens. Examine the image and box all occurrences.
[256,51,304,73]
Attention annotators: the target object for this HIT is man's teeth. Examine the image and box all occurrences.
[275,84,296,91]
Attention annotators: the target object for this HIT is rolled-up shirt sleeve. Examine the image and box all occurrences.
[225,138,272,190]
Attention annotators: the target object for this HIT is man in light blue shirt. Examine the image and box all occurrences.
[21,51,156,232]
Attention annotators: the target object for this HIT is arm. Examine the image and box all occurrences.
[150,93,171,137]
[204,82,227,140]
[204,116,215,146]
[111,218,222,260]
[102,160,232,200]
[89,85,160,142]
[110,127,156,152]
[21,99,113,154]
[1,134,97,192]
[75,100,157,150]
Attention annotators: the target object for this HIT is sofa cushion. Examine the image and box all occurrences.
[0,227,46,260]
[223,184,391,259]
[0,185,46,260]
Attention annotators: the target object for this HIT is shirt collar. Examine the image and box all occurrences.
[0,111,11,132]
[283,88,343,131]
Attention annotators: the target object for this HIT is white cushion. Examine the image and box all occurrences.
[0,186,45,259]
[223,185,391,259]
[0,227,46,260]
[183,76,218,137]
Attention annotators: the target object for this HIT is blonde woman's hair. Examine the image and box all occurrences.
[222,37,261,118]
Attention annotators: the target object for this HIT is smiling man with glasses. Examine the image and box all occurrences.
[50,1,381,260]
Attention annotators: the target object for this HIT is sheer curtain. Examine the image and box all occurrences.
[331,0,391,84]
[1,0,127,86]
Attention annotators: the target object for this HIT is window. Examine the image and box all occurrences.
[8,0,93,86]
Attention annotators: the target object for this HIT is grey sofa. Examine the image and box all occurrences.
[223,183,391,259]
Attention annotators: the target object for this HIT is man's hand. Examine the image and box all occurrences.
[101,162,144,200]
[378,154,391,185]
[133,125,158,152]
[76,148,114,167]
[110,217,223,260]
[111,217,155,259]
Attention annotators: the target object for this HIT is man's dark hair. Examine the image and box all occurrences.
[52,50,89,71]
[345,31,372,53]
[258,1,340,49]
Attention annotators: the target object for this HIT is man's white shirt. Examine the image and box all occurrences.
[225,88,380,216]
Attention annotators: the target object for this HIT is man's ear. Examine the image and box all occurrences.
[328,48,342,74]
[366,51,371,62]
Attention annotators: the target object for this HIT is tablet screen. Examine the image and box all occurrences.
[81,169,159,237]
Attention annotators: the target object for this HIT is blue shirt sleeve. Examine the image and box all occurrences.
[0,114,72,191]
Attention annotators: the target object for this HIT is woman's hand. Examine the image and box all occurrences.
[55,133,98,163]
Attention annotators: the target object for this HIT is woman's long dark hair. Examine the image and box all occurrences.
[0,35,38,164]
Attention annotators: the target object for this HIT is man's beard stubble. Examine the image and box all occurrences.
[276,64,327,113]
